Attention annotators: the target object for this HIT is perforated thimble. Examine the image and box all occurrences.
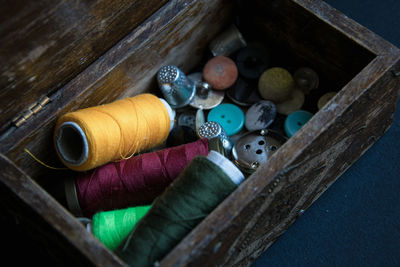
[198,121,233,156]
[157,65,196,109]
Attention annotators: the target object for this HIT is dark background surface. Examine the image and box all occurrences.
[253,0,400,266]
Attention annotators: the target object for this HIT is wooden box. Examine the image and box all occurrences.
[1,0,400,265]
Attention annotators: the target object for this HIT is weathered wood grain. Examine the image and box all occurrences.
[0,0,169,131]
[0,0,400,265]
[158,0,400,264]
[160,54,400,267]
[239,0,375,91]
[0,0,234,184]
[0,153,124,266]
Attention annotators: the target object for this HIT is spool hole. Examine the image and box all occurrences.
[57,123,87,165]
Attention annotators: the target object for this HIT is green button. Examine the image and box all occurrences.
[284,110,313,137]
[207,103,244,136]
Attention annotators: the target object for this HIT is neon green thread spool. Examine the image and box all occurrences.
[92,205,151,251]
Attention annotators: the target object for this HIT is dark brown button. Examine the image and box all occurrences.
[203,56,238,90]
[258,67,294,103]
[293,67,319,94]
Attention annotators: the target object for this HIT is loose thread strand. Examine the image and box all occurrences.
[24,148,68,170]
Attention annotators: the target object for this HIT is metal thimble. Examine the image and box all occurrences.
[209,24,247,57]
[157,65,196,109]
[198,121,233,156]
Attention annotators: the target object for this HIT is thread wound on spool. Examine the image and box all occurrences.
[116,153,243,267]
[92,205,151,251]
[69,138,209,217]
[54,94,173,171]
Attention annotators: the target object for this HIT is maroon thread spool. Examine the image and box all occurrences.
[64,138,209,217]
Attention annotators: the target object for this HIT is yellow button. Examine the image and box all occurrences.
[276,88,305,115]
[318,91,337,110]
[258,67,294,103]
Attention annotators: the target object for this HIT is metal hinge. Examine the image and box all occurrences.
[11,95,51,128]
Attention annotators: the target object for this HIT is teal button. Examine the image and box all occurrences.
[207,103,244,136]
[284,110,313,137]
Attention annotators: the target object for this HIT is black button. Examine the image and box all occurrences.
[226,78,262,106]
[166,125,198,147]
[236,42,269,80]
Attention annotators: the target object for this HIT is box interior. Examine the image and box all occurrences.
[7,0,376,260]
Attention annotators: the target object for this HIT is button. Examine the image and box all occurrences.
[245,100,277,131]
[232,129,287,174]
[236,42,269,80]
[198,121,233,156]
[187,72,225,110]
[276,88,305,115]
[268,113,287,137]
[317,91,337,110]
[203,56,238,90]
[177,111,196,130]
[207,103,245,136]
[195,108,206,133]
[293,67,319,94]
[284,110,313,137]
[166,125,198,147]
[258,67,295,103]
[226,78,262,106]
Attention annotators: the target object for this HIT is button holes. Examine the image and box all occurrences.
[221,115,225,118]
[256,149,263,154]
[258,140,265,145]
[245,144,251,150]
[269,145,277,151]
[227,120,231,123]
[297,121,303,126]
[251,161,259,169]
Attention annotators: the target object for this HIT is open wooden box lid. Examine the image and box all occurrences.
[1,0,400,266]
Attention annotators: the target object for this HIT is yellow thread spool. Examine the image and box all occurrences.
[54,94,175,171]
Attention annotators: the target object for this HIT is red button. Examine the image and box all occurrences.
[203,56,238,90]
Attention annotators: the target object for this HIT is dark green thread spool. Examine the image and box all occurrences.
[116,151,244,267]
